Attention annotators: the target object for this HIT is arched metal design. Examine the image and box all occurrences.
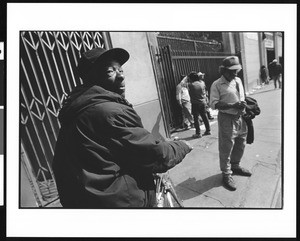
[20,31,108,206]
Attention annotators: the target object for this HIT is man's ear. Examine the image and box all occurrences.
[88,67,105,82]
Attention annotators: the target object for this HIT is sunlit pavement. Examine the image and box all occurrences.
[169,81,282,208]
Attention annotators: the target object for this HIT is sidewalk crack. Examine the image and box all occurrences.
[202,194,226,207]
[254,161,280,174]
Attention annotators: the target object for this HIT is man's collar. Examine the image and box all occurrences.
[220,75,230,84]
[220,75,236,84]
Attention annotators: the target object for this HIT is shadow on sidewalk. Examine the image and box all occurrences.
[176,136,196,142]
[176,173,223,200]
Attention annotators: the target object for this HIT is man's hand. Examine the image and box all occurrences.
[233,101,246,110]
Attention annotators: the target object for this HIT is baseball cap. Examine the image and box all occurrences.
[77,47,130,81]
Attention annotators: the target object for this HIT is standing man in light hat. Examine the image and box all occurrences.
[210,56,252,191]
[52,47,192,208]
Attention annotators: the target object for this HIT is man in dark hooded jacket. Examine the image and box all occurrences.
[268,59,282,89]
[52,47,192,208]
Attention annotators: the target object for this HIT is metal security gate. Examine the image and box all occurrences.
[156,36,233,131]
[20,31,110,207]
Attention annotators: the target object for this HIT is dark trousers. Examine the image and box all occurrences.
[191,102,210,134]
[272,74,282,89]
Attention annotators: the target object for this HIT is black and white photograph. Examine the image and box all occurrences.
[19,30,283,209]
[5,3,297,238]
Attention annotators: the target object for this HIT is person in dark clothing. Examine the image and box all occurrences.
[188,71,211,138]
[259,65,269,85]
[199,72,214,120]
[52,47,193,208]
[268,59,282,89]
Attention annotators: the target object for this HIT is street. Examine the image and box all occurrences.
[169,82,282,208]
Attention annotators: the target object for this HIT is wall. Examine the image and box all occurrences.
[222,32,235,53]
[109,32,167,139]
[275,33,283,59]
[240,33,261,94]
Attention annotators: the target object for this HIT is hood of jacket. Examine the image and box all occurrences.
[58,84,132,125]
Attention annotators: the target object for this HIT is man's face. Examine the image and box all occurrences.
[223,68,240,81]
[198,75,205,81]
[96,60,126,97]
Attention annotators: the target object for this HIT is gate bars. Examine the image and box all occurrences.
[20,31,107,206]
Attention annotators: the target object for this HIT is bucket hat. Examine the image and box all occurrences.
[77,47,130,81]
[220,56,242,70]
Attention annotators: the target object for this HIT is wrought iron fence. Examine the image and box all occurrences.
[20,31,108,206]
[156,36,233,131]
[157,35,223,53]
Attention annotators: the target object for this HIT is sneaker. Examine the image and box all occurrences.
[232,167,252,177]
[185,125,191,130]
[223,175,237,191]
[203,131,211,136]
[192,133,202,138]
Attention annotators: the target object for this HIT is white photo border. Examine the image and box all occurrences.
[6,3,297,238]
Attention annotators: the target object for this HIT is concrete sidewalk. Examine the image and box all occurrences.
[169,81,282,208]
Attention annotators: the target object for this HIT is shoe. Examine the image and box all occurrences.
[232,167,252,177]
[223,175,237,191]
[185,125,191,130]
[192,133,202,138]
[203,131,211,136]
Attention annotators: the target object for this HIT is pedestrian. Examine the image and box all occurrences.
[176,75,194,130]
[210,56,252,191]
[188,71,211,138]
[198,72,214,120]
[259,65,269,85]
[52,47,193,208]
[268,59,282,89]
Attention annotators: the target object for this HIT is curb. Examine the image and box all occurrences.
[270,175,282,208]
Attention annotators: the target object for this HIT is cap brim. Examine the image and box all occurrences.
[94,48,130,67]
[226,64,242,70]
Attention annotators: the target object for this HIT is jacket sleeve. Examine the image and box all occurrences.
[106,107,191,173]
